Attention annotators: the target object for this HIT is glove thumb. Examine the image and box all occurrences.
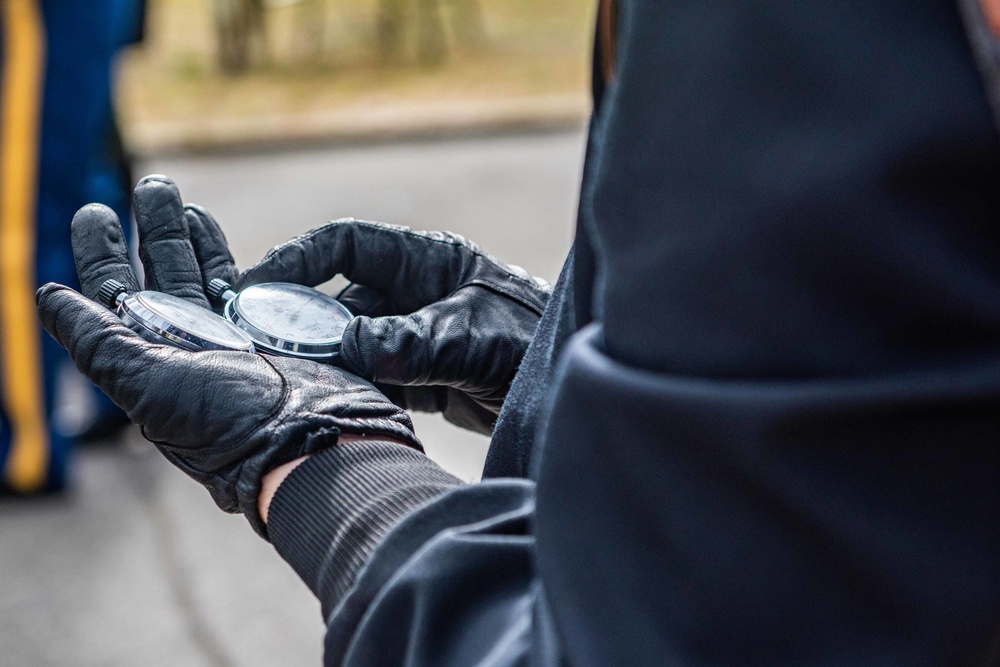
[340,307,448,387]
[36,283,149,410]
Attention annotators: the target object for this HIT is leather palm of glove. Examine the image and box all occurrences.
[233,220,551,434]
[37,176,421,538]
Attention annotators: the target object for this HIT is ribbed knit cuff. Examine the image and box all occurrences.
[267,440,464,614]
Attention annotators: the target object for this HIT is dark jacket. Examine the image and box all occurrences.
[267,1,1000,664]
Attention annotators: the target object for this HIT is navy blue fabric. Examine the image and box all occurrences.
[537,327,1000,665]
[0,1,140,490]
[531,2,1000,663]
[322,481,546,665]
[271,0,1000,663]
[590,1,1000,381]
[484,247,578,479]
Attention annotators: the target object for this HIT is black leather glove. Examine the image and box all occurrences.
[232,219,551,434]
[38,176,422,537]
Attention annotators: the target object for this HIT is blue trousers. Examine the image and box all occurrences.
[0,0,138,492]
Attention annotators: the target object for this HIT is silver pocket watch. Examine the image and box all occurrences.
[99,278,354,361]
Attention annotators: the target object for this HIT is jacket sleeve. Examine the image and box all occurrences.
[524,0,1000,663]
[266,441,557,666]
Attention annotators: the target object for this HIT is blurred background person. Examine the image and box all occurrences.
[0,0,145,495]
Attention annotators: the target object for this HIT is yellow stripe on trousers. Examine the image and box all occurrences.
[1,0,48,491]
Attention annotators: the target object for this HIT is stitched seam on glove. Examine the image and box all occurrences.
[245,218,548,295]
[457,279,549,316]
[142,354,291,460]
[334,417,423,452]
[233,423,341,509]
[343,220,547,290]
[242,217,365,271]
[256,354,296,427]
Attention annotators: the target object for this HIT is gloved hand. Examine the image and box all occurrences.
[37,176,422,537]
[230,219,551,434]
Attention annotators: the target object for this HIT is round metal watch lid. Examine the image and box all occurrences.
[226,282,354,359]
[121,290,256,352]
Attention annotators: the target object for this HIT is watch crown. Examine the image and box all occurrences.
[97,279,127,308]
[207,278,237,304]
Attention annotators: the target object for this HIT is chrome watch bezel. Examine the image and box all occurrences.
[222,282,353,362]
[117,290,256,353]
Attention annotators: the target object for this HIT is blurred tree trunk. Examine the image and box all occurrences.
[377,0,471,66]
[451,0,486,51]
[415,0,446,65]
[376,0,405,60]
[213,0,267,74]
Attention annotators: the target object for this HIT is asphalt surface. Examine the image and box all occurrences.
[0,130,584,666]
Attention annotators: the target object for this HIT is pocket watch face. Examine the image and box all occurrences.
[233,283,352,344]
[123,291,256,352]
[226,283,354,360]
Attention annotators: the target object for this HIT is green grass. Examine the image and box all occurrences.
[118,0,594,131]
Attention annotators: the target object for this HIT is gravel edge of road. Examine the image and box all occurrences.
[127,94,591,158]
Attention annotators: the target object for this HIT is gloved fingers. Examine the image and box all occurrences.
[133,175,212,308]
[36,283,155,404]
[37,282,284,454]
[340,299,508,431]
[436,389,497,435]
[336,283,394,317]
[339,295,465,387]
[185,204,240,290]
[339,285,528,416]
[71,204,141,303]
[238,219,472,310]
[392,385,446,414]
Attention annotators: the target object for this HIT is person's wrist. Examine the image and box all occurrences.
[257,433,414,525]
[259,456,310,524]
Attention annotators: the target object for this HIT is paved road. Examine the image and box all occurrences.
[0,131,584,667]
